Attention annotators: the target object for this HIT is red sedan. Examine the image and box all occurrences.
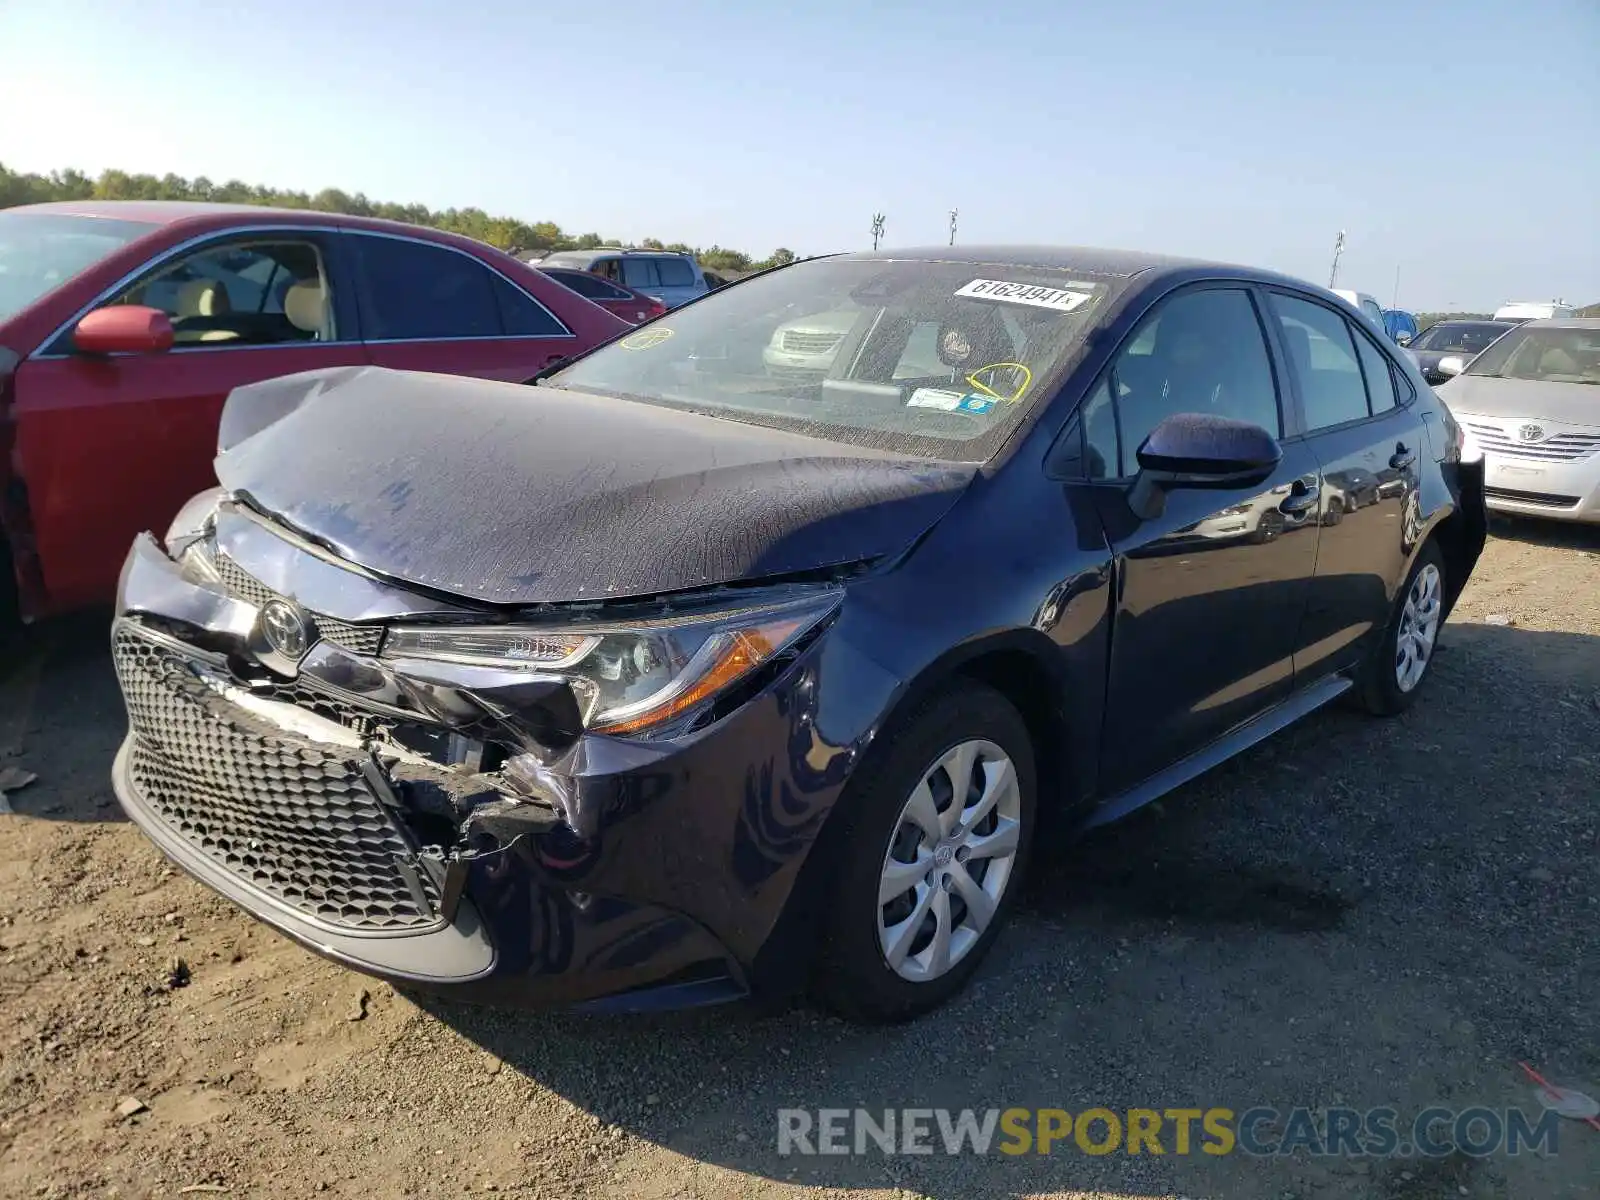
[0,201,628,628]
[536,265,668,325]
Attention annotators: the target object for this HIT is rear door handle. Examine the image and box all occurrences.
[1279,478,1321,514]
[1390,443,1417,470]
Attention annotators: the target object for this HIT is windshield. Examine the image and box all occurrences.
[0,212,156,322]
[1465,325,1600,385]
[1411,322,1512,354]
[546,257,1115,461]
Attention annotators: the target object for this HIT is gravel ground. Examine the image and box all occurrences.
[1,519,1596,1200]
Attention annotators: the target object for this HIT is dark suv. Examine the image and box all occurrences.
[109,247,1486,1021]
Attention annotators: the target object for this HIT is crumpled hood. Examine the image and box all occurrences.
[1437,375,1600,428]
[214,366,978,606]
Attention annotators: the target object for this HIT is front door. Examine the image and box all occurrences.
[11,232,363,611]
[1074,285,1323,793]
[1263,290,1429,680]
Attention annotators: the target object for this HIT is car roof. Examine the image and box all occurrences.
[1519,317,1600,330]
[544,248,687,259]
[833,244,1321,291]
[11,198,484,241]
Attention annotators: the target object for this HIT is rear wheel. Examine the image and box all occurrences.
[0,537,21,670]
[1357,540,1446,716]
[814,682,1036,1022]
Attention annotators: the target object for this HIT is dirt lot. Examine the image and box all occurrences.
[1,520,1596,1200]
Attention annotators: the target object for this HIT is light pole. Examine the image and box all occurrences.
[949,207,958,247]
[870,212,886,251]
[1328,230,1347,289]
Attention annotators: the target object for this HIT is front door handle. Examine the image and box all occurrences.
[1390,443,1417,470]
[1279,479,1321,514]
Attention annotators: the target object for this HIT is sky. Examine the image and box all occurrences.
[1,0,1595,312]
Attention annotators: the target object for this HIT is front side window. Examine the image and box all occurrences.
[1268,294,1370,430]
[1464,325,1600,384]
[548,257,1117,461]
[0,212,156,323]
[1362,298,1385,327]
[1096,288,1281,476]
[350,236,500,340]
[114,239,335,346]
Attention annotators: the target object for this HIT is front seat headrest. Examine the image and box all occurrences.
[283,279,326,336]
[175,280,230,318]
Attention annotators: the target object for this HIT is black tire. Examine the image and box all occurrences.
[813,681,1037,1023]
[1356,539,1447,717]
[0,536,21,672]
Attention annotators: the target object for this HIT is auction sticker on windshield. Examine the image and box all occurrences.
[620,327,673,350]
[954,279,1096,312]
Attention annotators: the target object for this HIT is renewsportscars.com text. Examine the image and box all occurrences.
[776,1106,1563,1158]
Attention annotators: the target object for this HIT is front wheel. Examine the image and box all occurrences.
[1357,540,1446,716]
[814,682,1036,1022]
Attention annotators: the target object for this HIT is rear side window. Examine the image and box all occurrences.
[492,276,569,337]
[1268,294,1370,430]
[1353,329,1398,413]
[621,258,660,289]
[654,257,695,287]
[351,236,500,340]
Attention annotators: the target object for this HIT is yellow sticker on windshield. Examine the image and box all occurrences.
[965,362,1033,403]
[620,327,673,350]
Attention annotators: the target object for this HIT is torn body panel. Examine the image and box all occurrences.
[108,517,885,1008]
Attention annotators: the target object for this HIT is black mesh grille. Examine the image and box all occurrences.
[113,624,441,933]
[212,552,385,657]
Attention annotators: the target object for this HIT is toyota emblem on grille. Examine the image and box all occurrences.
[259,599,311,659]
[1517,422,1547,443]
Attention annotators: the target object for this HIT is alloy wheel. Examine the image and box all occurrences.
[1395,562,1442,693]
[875,739,1023,983]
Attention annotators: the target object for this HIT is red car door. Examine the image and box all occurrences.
[9,232,364,611]
[344,231,620,382]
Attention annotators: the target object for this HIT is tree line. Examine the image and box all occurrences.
[0,163,795,275]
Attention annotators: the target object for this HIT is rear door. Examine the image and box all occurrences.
[344,231,579,382]
[1263,290,1429,682]
[10,229,363,611]
[1065,284,1323,792]
[647,256,701,308]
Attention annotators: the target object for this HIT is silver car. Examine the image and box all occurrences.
[1436,318,1600,523]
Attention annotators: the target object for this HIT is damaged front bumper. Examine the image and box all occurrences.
[110,506,855,1011]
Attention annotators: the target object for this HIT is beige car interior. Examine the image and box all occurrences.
[283,278,329,339]
[171,280,239,344]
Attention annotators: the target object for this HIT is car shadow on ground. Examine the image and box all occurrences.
[0,609,126,821]
[1487,513,1600,551]
[414,621,1600,1199]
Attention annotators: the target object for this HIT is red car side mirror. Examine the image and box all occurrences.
[73,306,175,355]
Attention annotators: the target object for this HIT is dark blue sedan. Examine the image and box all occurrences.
[110,247,1486,1021]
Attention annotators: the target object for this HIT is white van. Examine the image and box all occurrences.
[1493,300,1576,323]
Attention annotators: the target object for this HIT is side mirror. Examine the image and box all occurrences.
[1436,356,1465,378]
[73,306,174,355]
[1395,331,1413,347]
[1128,413,1282,519]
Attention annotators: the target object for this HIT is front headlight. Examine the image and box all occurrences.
[383,591,841,736]
[164,486,226,557]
